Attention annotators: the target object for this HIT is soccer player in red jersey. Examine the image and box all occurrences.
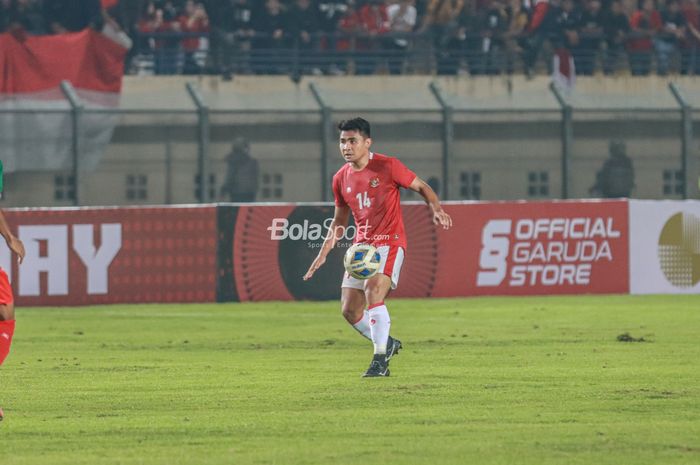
[303,117,452,377]
[0,209,25,420]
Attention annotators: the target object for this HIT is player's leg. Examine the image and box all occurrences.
[364,274,393,354]
[0,303,15,365]
[361,275,393,377]
[0,304,12,422]
[365,245,405,355]
[0,270,16,422]
[0,269,16,366]
[340,286,371,341]
[361,246,405,377]
[340,274,401,345]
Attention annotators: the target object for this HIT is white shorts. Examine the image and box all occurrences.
[341,245,405,291]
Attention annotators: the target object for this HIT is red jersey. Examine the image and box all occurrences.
[179,15,210,52]
[627,10,662,51]
[332,152,416,249]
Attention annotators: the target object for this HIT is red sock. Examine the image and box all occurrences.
[0,320,15,365]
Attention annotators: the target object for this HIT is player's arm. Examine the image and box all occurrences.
[0,210,24,264]
[408,177,453,230]
[303,205,351,280]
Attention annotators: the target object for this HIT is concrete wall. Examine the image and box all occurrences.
[2,75,699,206]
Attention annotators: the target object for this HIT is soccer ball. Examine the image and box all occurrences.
[344,243,381,280]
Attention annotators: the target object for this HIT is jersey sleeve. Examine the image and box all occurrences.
[332,174,347,207]
[391,157,417,188]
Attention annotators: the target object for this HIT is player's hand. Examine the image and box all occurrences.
[303,254,326,281]
[7,236,25,264]
[433,210,453,230]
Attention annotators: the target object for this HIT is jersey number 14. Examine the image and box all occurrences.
[356,191,371,210]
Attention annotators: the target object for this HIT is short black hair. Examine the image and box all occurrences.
[338,118,371,138]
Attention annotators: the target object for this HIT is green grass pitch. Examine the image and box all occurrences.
[1,295,699,465]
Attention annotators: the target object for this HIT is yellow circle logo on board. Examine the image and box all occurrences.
[658,212,700,288]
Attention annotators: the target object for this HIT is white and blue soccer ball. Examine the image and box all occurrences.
[344,243,381,280]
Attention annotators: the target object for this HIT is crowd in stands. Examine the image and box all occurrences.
[0,0,104,35]
[3,0,700,76]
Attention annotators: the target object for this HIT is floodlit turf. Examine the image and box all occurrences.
[1,295,699,465]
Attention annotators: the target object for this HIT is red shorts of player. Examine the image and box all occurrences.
[0,268,14,306]
[341,245,405,291]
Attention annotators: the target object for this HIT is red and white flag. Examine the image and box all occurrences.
[551,47,576,92]
[0,29,128,172]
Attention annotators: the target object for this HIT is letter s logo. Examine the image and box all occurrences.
[477,220,512,287]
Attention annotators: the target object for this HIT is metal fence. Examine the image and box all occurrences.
[1,78,698,207]
[129,30,700,78]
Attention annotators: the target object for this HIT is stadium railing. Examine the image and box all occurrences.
[128,30,700,78]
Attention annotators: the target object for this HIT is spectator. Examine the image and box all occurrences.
[681,0,700,74]
[656,0,685,75]
[421,0,465,74]
[602,0,630,74]
[575,0,604,75]
[627,0,662,76]
[504,0,529,73]
[179,0,209,75]
[557,0,581,51]
[421,0,465,35]
[136,1,158,50]
[336,0,362,73]
[161,7,183,74]
[1,0,44,35]
[318,1,350,73]
[288,0,322,74]
[161,1,184,74]
[138,2,181,75]
[220,137,259,203]
[473,0,509,75]
[548,0,579,85]
[590,140,635,198]
[44,0,102,33]
[252,0,290,74]
[456,1,481,74]
[318,1,348,34]
[387,0,418,74]
[356,0,390,74]
[217,0,256,76]
[522,0,560,77]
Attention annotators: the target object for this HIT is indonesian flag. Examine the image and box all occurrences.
[0,29,128,172]
[526,0,550,33]
[552,47,576,92]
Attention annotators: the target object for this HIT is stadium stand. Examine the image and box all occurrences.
[2,0,700,77]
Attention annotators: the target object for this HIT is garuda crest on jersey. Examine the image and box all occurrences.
[369,177,380,188]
